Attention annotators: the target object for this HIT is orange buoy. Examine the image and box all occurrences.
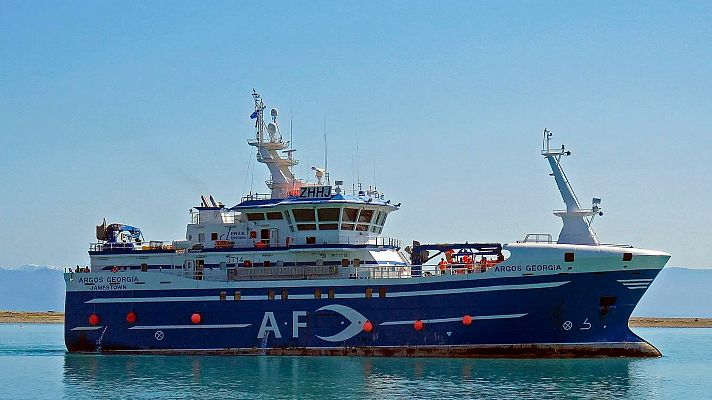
[363,320,373,333]
[191,313,201,324]
[88,314,100,326]
[126,311,137,324]
[463,315,473,326]
[414,320,424,331]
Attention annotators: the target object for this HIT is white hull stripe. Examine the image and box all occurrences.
[85,281,569,304]
[620,283,650,287]
[129,324,251,330]
[70,326,104,331]
[617,279,653,283]
[380,313,527,326]
[625,286,649,290]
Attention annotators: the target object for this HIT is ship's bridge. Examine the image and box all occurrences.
[229,189,400,247]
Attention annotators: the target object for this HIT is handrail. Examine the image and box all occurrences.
[90,241,174,252]
[241,193,272,202]
[520,233,553,243]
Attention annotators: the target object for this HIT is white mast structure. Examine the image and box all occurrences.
[542,129,602,245]
[249,90,301,199]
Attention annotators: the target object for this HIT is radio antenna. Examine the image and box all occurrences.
[323,115,328,183]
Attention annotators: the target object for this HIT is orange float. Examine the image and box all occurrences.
[191,313,201,324]
[414,320,424,331]
[88,314,100,326]
[126,311,137,324]
[462,315,473,326]
[363,320,373,333]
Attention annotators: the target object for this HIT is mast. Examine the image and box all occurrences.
[542,129,602,245]
[248,90,300,198]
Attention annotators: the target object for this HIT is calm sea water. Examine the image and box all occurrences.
[0,325,710,399]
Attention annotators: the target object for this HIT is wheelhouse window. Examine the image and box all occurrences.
[341,223,355,231]
[292,208,316,222]
[246,213,265,221]
[266,212,283,220]
[319,223,338,230]
[358,209,374,223]
[297,224,317,231]
[342,208,358,222]
[317,208,340,222]
[355,224,369,231]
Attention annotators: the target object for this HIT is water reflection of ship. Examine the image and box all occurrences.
[62,354,656,398]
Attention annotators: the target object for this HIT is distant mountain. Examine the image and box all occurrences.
[0,265,709,316]
[0,266,65,311]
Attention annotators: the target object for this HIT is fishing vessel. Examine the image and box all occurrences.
[64,91,670,357]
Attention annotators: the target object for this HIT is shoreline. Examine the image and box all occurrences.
[1,311,711,327]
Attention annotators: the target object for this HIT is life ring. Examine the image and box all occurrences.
[111,266,118,273]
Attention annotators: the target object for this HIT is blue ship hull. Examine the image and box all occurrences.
[64,268,661,357]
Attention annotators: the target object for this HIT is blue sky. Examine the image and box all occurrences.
[1,1,710,268]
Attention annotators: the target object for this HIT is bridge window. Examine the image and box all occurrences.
[358,209,374,223]
[341,258,349,267]
[293,209,316,222]
[211,233,218,241]
[317,208,340,222]
[247,213,265,221]
[340,223,355,231]
[266,212,283,220]
[355,224,369,232]
[318,223,338,230]
[298,224,317,231]
[306,236,316,244]
[375,211,383,225]
[343,208,358,222]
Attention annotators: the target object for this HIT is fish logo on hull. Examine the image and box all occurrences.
[314,304,368,342]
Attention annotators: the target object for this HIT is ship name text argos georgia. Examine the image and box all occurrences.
[64,91,670,357]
